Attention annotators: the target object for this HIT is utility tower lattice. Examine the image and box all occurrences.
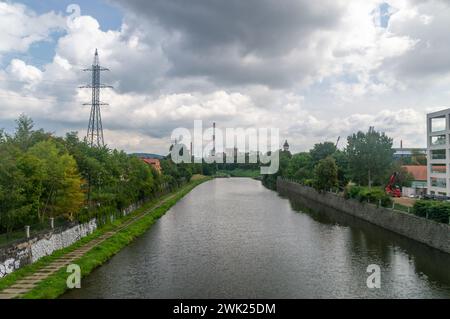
[80,49,112,147]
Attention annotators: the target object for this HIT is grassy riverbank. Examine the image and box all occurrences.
[0,176,211,299]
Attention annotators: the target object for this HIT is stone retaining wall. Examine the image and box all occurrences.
[0,220,97,278]
[277,178,450,254]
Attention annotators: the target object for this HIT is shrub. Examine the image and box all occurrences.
[344,185,392,207]
[344,184,361,199]
[412,200,431,218]
[413,200,450,223]
[304,179,315,187]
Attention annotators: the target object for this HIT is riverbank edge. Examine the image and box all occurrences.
[277,178,450,254]
[0,176,212,299]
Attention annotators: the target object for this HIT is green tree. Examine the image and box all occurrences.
[346,128,394,186]
[332,150,349,187]
[261,150,290,189]
[286,152,313,181]
[27,140,84,221]
[310,142,337,165]
[314,156,338,191]
[411,149,427,166]
[0,144,31,234]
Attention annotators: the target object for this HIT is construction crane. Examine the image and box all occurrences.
[385,172,402,197]
[335,136,340,148]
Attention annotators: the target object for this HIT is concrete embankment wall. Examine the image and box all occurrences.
[0,220,97,278]
[277,178,450,254]
[0,201,142,278]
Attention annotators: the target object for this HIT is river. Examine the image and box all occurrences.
[63,178,450,298]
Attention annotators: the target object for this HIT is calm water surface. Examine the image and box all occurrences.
[63,178,450,298]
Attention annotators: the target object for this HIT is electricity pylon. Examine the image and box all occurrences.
[80,49,112,147]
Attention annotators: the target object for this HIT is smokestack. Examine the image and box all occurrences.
[400,140,403,149]
[212,122,216,156]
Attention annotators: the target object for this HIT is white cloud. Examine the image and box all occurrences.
[7,59,42,84]
[0,2,65,55]
[1,0,448,155]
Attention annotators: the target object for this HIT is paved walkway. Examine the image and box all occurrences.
[0,192,177,299]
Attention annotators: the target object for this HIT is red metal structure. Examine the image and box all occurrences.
[386,172,402,197]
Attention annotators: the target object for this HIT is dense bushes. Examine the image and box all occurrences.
[344,185,393,207]
[413,200,450,223]
[344,188,450,224]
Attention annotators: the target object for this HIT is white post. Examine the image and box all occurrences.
[50,217,54,229]
[25,225,30,239]
[392,202,395,210]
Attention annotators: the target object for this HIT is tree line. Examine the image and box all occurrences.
[262,127,415,192]
[0,115,195,236]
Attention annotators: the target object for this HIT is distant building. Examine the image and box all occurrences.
[427,108,450,196]
[393,147,426,160]
[141,158,162,174]
[283,140,289,152]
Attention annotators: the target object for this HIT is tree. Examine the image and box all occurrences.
[411,149,427,166]
[332,150,349,187]
[314,156,338,191]
[13,114,34,151]
[286,152,313,181]
[310,142,337,165]
[0,144,31,234]
[346,128,394,187]
[261,150,291,189]
[27,140,84,221]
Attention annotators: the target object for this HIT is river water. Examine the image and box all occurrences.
[63,178,450,298]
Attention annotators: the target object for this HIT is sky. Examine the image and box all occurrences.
[1,0,450,155]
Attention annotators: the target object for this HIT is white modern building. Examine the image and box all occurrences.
[427,108,450,196]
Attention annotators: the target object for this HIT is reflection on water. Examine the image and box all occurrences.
[63,178,450,299]
[287,195,450,292]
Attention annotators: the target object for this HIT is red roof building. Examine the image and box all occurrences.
[402,165,427,181]
[141,158,162,174]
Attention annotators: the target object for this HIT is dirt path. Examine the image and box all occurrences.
[393,197,416,207]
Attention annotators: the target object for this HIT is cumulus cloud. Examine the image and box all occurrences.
[385,0,450,85]
[0,0,448,154]
[0,2,65,55]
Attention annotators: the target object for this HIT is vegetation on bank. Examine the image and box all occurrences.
[258,127,448,224]
[413,200,450,223]
[0,115,215,242]
[0,177,210,298]
[344,185,393,207]
[262,128,414,192]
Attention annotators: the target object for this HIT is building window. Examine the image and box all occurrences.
[430,116,447,132]
[431,164,447,174]
[431,149,446,160]
[430,177,446,188]
[431,135,446,146]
